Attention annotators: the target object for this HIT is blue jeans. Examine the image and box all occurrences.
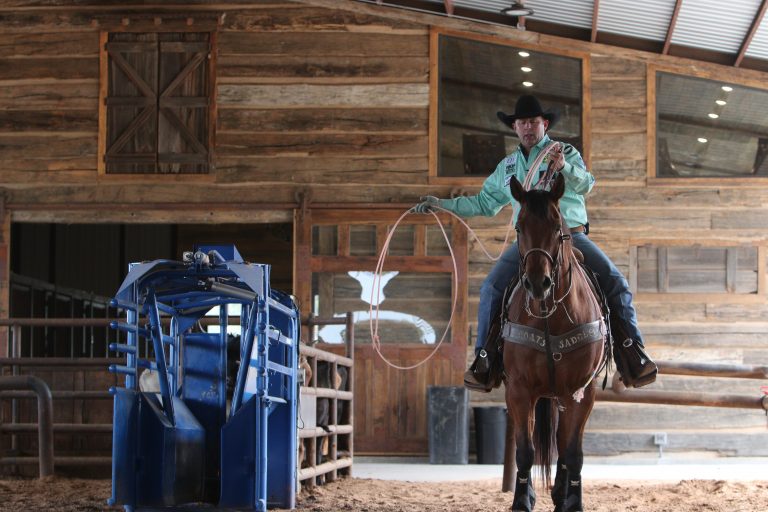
[475,232,643,354]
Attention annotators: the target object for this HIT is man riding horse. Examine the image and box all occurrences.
[416,94,657,392]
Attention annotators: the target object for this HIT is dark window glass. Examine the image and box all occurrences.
[437,35,583,178]
[657,72,768,178]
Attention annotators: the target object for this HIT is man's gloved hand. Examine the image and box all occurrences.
[549,142,565,171]
[414,196,440,214]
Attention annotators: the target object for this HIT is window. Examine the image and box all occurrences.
[99,32,214,174]
[634,242,764,295]
[311,272,453,345]
[433,31,585,179]
[655,71,768,178]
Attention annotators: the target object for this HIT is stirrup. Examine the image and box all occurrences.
[615,339,657,388]
[463,369,492,393]
[464,351,493,393]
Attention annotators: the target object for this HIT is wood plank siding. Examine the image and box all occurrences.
[1,0,767,456]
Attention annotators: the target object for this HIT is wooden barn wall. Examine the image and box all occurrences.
[0,0,767,452]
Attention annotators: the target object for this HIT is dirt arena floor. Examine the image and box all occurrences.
[1,476,767,511]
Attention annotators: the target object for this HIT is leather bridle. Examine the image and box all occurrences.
[517,221,574,320]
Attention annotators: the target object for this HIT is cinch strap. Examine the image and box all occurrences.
[502,320,604,354]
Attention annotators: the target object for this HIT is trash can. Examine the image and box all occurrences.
[427,386,469,464]
[474,406,507,464]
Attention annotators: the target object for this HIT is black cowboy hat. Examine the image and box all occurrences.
[497,95,559,130]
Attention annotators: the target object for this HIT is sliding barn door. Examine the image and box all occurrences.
[294,209,468,454]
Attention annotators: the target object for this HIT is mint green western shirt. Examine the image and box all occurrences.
[438,134,594,228]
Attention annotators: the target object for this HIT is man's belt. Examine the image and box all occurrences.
[501,320,604,355]
[569,225,586,233]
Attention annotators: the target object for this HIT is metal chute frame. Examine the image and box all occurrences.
[107,245,299,511]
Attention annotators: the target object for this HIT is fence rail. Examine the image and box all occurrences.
[0,376,54,478]
[298,313,355,488]
[596,360,768,411]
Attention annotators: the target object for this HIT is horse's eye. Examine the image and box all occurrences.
[514,225,520,233]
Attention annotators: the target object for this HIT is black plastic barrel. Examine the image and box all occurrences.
[427,386,469,464]
[473,406,507,464]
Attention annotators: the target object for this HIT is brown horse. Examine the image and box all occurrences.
[503,173,609,512]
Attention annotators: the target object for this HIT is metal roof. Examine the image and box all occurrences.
[597,0,677,42]
[358,0,768,70]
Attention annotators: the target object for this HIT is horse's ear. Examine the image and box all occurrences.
[550,173,565,201]
[510,176,525,202]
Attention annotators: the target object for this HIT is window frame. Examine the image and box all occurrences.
[629,237,767,303]
[97,29,217,178]
[648,63,768,186]
[428,27,592,185]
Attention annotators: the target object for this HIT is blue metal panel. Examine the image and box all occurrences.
[108,387,139,508]
[220,394,259,509]
[182,332,227,502]
[136,394,205,507]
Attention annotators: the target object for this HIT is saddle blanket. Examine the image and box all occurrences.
[501,319,604,354]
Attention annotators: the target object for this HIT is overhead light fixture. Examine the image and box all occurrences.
[708,113,719,119]
[721,86,733,92]
[521,66,532,72]
[715,100,726,106]
[697,137,708,143]
[522,81,534,87]
[502,2,534,16]
[518,51,530,57]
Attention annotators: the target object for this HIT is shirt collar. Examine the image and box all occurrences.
[518,134,551,158]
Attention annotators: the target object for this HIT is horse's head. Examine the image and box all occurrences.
[510,173,567,301]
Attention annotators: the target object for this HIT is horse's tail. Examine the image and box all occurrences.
[533,397,558,488]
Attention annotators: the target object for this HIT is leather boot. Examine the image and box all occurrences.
[463,349,493,393]
[613,338,658,388]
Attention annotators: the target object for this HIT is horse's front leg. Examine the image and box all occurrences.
[551,458,568,512]
[555,390,596,512]
[506,390,536,512]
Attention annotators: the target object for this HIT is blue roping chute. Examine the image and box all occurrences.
[108,245,298,511]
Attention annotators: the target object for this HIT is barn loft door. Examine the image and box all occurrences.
[295,209,468,455]
[102,32,213,174]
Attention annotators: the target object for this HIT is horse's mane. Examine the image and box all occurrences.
[522,189,556,220]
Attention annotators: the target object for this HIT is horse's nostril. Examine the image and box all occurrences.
[542,276,552,290]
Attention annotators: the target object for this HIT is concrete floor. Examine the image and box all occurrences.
[353,454,768,482]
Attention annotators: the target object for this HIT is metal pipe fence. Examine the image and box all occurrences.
[0,376,54,478]
[0,314,358,484]
[298,313,355,488]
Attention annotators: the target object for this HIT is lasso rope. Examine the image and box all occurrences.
[369,142,562,370]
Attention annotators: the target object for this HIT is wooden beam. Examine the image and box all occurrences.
[647,63,658,180]
[590,0,600,43]
[735,0,768,67]
[725,247,738,293]
[443,0,454,16]
[657,246,669,293]
[629,244,638,294]
[97,31,108,176]
[0,194,8,357]
[662,0,684,55]
[758,245,767,296]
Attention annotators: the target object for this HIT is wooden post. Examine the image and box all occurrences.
[501,418,516,492]
[0,195,9,357]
